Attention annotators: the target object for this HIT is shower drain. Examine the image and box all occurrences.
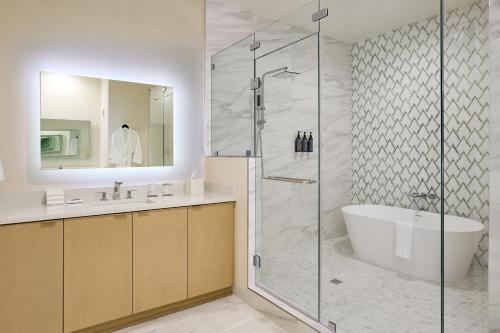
[330,278,343,285]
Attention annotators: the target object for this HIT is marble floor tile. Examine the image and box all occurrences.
[115,296,287,333]
[258,235,488,333]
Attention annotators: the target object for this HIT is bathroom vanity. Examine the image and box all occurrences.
[0,195,234,333]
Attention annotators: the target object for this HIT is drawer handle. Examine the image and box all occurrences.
[40,221,57,227]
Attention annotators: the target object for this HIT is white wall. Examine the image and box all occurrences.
[0,0,204,191]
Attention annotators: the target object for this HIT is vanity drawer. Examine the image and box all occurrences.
[0,220,63,333]
[188,202,234,298]
[133,208,188,313]
[64,213,132,333]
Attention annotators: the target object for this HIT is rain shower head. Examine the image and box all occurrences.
[256,66,301,111]
[272,70,300,79]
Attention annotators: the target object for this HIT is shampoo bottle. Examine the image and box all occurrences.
[301,131,308,152]
[295,131,302,152]
[307,132,313,152]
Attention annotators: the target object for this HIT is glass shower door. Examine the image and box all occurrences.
[254,33,320,318]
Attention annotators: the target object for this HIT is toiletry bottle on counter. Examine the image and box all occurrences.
[307,132,313,152]
[295,131,302,152]
[301,131,308,152]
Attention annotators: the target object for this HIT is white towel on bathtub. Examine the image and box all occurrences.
[394,220,414,259]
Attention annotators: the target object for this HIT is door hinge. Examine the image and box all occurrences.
[312,8,328,22]
[253,255,261,268]
[328,321,337,333]
[250,77,261,90]
[249,40,261,51]
[211,63,215,71]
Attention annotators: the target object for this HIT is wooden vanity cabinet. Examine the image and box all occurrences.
[0,201,234,333]
[64,213,133,333]
[188,202,234,298]
[0,220,63,333]
[133,208,188,313]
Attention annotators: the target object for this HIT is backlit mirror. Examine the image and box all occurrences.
[40,72,173,169]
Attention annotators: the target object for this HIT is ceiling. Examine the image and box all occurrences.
[223,0,479,43]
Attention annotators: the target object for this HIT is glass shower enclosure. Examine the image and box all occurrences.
[210,0,489,332]
[212,1,321,322]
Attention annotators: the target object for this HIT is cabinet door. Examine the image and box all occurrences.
[133,208,188,313]
[64,214,132,333]
[188,203,234,298]
[0,220,63,333]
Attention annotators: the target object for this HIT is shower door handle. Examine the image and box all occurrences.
[262,176,317,184]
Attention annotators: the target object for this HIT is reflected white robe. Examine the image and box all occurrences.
[109,128,143,167]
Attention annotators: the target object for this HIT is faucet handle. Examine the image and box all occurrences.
[96,191,108,201]
[427,193,439,200]
[114,181,123,186]
[126,190,137,199]
[162,183,174,197]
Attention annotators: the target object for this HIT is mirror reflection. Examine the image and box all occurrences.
[40,72,173,169]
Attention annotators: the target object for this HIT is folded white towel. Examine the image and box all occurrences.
[394,220,414,259]
[46,188,64,197]
[46,195,65,201]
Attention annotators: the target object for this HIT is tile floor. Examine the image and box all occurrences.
[118,235,488,333]
[116,295,286,333]
[259,236,488,333]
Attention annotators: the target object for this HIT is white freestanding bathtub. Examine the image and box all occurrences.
[341,205,484,282]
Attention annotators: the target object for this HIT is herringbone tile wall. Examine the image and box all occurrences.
[351,1,489,263]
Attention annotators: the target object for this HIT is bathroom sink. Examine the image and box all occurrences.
[92,198,155,207]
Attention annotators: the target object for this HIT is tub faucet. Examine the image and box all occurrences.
[113,181,123,200]
[408,192,438,218]
[408,192,438,200]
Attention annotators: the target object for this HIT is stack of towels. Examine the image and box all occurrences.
[46,188,65,206]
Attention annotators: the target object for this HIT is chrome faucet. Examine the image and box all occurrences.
[408,191,438,218]
[408,192,438,200]
[113,181,123,200]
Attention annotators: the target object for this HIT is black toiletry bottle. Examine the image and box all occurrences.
[301,131,308,152]
[295,131,302,152]
[307,132,313,152]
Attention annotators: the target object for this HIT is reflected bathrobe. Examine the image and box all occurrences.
[109,128,143,167]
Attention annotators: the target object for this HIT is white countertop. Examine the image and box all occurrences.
[0,192,235,226]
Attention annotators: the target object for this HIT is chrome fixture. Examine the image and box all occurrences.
[312,8,329,22]
[327,321,337,333]
[253,254,262,268]
[408,191,438,217]
[126,189,137,199]
[249,40,261,51]
[147,183,159,197]
[253,67,300,177]
[255,66,298,117]
[262,176,316,184]
[113,181,123,200]
[162,183,174,196]
[96,191,108,201]
[408,192,438,200]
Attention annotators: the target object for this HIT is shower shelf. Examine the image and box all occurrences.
[262,176,317,184]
